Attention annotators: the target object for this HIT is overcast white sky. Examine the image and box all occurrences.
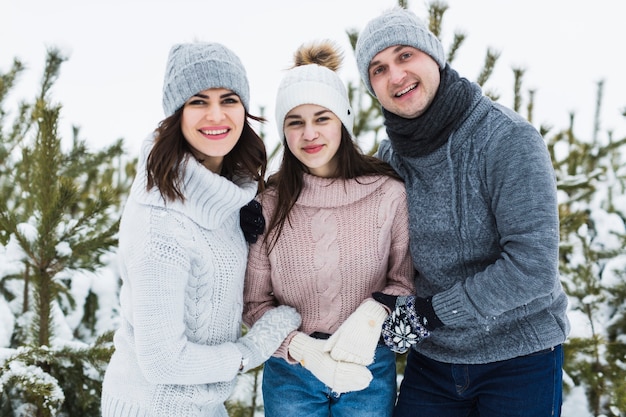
[3,0,625,159]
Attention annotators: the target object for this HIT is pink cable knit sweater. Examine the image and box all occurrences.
[244,173,415,361]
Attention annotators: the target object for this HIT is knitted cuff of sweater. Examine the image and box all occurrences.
[430,282,476,326]
[413,296,444,331]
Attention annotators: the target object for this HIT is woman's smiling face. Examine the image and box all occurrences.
[283,103,343,178]
[181,87,245,173]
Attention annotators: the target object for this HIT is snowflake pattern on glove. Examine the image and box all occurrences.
[380,296,431,354]
[381,305,416,354]
[405,296,431,339]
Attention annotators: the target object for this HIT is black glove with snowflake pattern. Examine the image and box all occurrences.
[373,292,443,354]
[240,199,265,244]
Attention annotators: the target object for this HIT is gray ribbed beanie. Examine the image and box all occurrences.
[162,42,250,117]
[355,7,446,96]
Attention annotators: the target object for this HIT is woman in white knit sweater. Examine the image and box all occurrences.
[243,41,415,417]
[101,42,300,417]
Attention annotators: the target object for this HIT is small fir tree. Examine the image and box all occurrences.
[551,84,626,416]
[0,48,133,417]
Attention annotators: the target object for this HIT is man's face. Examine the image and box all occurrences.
[368,45,441,119]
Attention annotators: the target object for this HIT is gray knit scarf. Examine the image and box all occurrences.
[383,65,479,157]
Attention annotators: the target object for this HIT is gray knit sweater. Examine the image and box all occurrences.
[101,136,257,417]
[378,93,570,364]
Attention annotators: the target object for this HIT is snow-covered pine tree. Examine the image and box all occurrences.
[550,81,626,416]
[0,48,133,417]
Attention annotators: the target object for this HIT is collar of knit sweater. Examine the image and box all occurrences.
[130,135,257,230]
[294,173,390,208]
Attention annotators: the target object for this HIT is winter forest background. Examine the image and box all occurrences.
[1,1,625,416]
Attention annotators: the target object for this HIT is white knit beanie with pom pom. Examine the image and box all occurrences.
[275,40,354,139]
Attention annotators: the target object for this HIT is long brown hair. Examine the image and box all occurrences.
[146,109,266,202]
[264,126,400,252]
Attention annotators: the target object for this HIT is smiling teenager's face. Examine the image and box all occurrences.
[283,103,342,178]
[181,87,245,173]
[368,45,441,119]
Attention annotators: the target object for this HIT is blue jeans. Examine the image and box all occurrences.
[394,345,564,417]
[262,344,397,417]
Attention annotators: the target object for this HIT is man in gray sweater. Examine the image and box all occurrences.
[355,7,570,417]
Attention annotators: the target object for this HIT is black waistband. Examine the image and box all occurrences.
[310,331,332,340]
[310,331,385,345]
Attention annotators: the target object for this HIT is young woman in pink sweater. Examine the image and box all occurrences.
[243,41,415,417]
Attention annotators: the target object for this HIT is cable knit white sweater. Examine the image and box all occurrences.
[101,136,257,417]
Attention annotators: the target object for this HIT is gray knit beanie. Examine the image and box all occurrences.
[275,41,354,139]
[162,42,250,117]
[355,7,446,96]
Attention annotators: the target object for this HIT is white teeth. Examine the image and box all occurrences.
[200,128,228,135]
[396,84,417,97]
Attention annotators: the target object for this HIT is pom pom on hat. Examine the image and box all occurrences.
[162,42,250,117]
[355,7,446,96]
[275,40,354,139]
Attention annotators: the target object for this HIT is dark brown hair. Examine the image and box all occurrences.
[146,109,266,202]
[264,126,400,252]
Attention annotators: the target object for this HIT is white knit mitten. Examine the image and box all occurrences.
[289,333,373,394]
[236,306,301,372]
[323,299,387,365]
